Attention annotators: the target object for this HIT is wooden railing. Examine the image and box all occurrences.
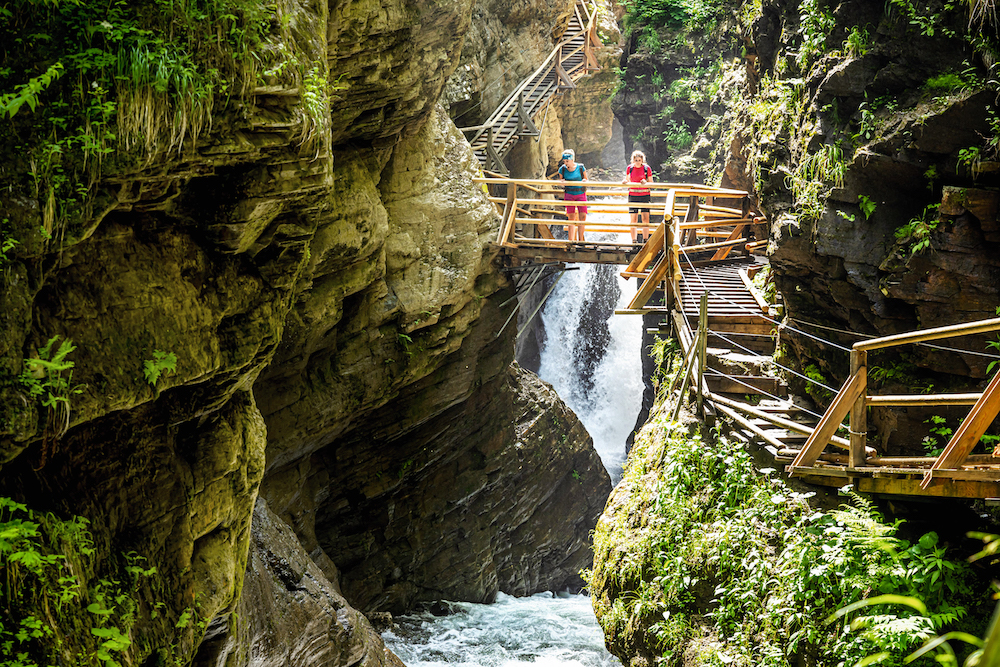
[788,317,1000,487]
[475,177,758,311]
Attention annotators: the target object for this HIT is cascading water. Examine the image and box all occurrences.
[382,592,620,666]
[381,216,637,666]
[536,228,644,483]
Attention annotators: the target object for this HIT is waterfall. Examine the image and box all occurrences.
[382,592,620,666]
[536,230,644,483]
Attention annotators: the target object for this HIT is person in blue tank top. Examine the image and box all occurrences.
[557,149,588,242]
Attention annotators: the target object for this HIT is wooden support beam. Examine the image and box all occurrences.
[710,224,748,262]
[788,370,867,473]
[627,252,671,311]
[924,369,1000,488]
[849,349,867,468]
[496,185,517,246]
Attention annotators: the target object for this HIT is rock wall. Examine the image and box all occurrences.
[613,0,1000,447]
[0,0,613,663]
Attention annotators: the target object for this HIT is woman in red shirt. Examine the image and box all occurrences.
[623,150,652,243]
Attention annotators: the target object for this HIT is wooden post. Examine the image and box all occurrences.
[697,292,708,417]
[485,126,508,175]
[849,348,867,468]
[516,92,539,137]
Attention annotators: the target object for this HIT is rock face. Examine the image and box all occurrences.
[614,0,999,447]
[446,0,622,175]
[194,498,405,667]
[0,0,613,664]
[742,1,1000,406]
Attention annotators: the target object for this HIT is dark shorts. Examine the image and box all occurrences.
[629,193,651,213]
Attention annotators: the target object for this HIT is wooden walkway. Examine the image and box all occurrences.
[480,176,1000,499]
[461,0,601,173]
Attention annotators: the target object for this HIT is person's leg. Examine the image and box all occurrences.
[630,209,638,242]
[641,210,650,240]
[578,203,587,241]
[566,207,578,241]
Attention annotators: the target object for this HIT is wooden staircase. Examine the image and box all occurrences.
[462,0,600,173]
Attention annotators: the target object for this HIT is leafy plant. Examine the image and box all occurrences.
[922,415,953,457]
[842,25,871,58]
[0,497,157,667]
[662,119,693,152]
[143,350,178,387]
[895,204,944,256]
[859,194,877,219]
[20,336,84,442]
[788,143,848,221]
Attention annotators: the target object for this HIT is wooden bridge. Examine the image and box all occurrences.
[461,0,601,173]
[480,176,1000,499]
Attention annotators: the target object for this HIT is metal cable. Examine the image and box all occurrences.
[707,327,839,394]
[678,248,853,352]
[702,367,829,422]
[789,317,1000,360]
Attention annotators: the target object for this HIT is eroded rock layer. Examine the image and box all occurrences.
[0,0,615,663]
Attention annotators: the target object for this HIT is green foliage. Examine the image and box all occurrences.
[0,0,273,242]
[589,418,981,667]
[661,119,693,152]
[649,336,680,389]
[798,0,836,66]
[804,363,835,404]
[957,146,983,178]
[886,0,962,39]
[0,497,156,667]
[894,205,944,256]
[859,194,877,220]
[20,336,84,440]
[788,143,847,222]
[0,218,18,267]
[842,25,872,58]
[923,415,953,458]
[0,62,64,119]
[622,0,724,33]
[143,350,177,387]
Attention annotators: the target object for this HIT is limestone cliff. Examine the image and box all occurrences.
[0,0,612,663]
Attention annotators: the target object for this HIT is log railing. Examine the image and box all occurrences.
[474,177,757,311]
[788,317,1000,487]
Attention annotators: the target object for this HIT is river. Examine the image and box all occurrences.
[382,592,620,667]
[382,226,636,666]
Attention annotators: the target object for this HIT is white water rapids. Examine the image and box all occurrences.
[382,222,639,666]
[536,230,644,482]
[382,592,620,666]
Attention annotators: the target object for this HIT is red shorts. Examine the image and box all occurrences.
[564,192,587,216]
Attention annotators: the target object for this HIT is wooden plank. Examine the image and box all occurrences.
[710,393,853,450]
[867,393,981,406]
[859,477,1000,499]
[738,268,768,312]
[924,369,1000,487]
[627,252,671,310]
[788,370,867,473]
[716,403,790,453]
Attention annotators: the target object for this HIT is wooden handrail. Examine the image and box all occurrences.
[790,316,1000,483]
[854,317,1000,351]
